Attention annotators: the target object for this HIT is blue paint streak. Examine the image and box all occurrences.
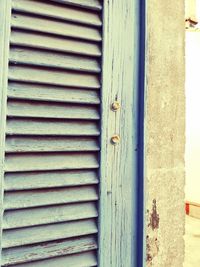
[136,0,146,266]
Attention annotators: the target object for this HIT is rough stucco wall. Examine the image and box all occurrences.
[145,1,185,266]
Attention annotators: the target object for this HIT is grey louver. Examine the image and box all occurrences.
[2,0,102,265]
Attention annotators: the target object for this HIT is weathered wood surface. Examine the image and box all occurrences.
[2,219,97,248]
[1,0,103,266]
[9,65,100,88]
[0,0,12,265]
[6,136,99,152]
[7,100,100,120]
[12,0,102,26]
[7,118,100,136]
[11,12,101,41]
[4,186,98,210]
[8,82,100,104]
[50,0,102,11]
[2,251,98,267]
[5,152,99,172]
[99,0,138,266]
[2,236,97,266]
[10,30,101,57]
[9,47,101,73]
[4,170,98,191]
[4,202,98,229]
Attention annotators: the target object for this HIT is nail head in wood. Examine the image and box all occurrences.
[111,101,120,111]
[111,135,120,145]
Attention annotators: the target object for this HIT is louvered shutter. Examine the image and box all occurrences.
[1,0,102,266]
[1,1,140,266]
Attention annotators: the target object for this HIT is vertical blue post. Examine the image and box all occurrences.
[136,0,146,266]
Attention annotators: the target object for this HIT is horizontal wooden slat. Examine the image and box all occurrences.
[4,186,98,210]
[9,47,101,73]
[10,30,101,57]
[12,0,102,27]
[5,152,99,172]
[2,236,97,266]
[4,170,98,191]
[8,65,100,88]
[7,99,99,120]
[8,82,100,104]
[6,136,99,153]
[3,202,98,229]
[3,251,97,267]
[49,0,102,11]
[2,219,97,248]
[11,12,101,42]
[6,118,100,136]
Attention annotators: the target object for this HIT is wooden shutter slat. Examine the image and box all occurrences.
[7,119,100,136]
[7,100,100,120]
[2,236,97,266]
[9,65,100,88]
[6,136,99,153]
[4,186,98,210]
[12,0,102,27]
[4,170,98,191]
[10,30,101,57]
[10,47,101,73]
[11,13,101,42]
[4,202,98,229]
[2,219,97,248]
[3,251,97,267]
[8,82,100,104]
[5,152,99,172]
[50,0,102,11]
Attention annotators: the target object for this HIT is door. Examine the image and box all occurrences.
[0,1,140,266]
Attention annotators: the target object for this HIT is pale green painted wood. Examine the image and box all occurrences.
[8,82,100,104]
[2,251,97,267]
[6,136,99,152]
[11,12,101,42]
[10,30,101,57]
[50,0,102,11]
[12,0,102,26]
[9,47,101,73]
[4,202,98,229]
[4,186,98,210]
[7,118,100,136]
[1,2,102,265]
[2,236,97,266]
[0,1,12,265]
[7,100,100,120]
[2,219,97,248]
[4,170,98,191]
[9,65,100,88]
[99,1,138,266]
[5,152,99,172]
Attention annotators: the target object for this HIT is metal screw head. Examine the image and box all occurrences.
[111,135,120,145]
[111,101,121,111]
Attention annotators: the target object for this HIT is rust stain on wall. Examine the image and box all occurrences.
[149,199,159,230]
[146,235,159,264]
[146,199,160,264]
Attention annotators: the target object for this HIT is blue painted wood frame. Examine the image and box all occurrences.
[98,0,145,266]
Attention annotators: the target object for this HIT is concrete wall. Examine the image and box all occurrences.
[145,1,185,266]
[185,31,200,204]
